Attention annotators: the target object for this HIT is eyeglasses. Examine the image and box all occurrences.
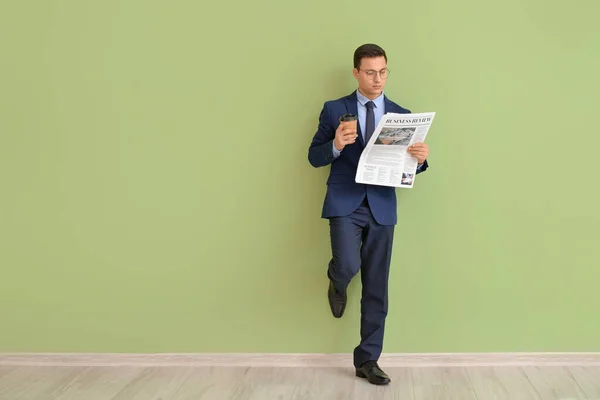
[358,68,390,80]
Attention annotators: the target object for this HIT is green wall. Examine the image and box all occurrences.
[1,0,599,353]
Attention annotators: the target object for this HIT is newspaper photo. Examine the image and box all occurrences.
[355,112,435,188]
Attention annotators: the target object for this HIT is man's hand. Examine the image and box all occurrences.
[334,122,358,151]
[408,143,429,164]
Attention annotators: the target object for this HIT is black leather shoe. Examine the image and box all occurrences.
[327,280,346,318]
[355,361,391,385]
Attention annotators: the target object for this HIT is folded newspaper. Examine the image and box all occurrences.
[355,112,435,188]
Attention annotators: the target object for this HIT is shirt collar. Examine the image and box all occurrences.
[356,89,385,108]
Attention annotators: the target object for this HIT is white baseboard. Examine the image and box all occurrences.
[2,353,600,367]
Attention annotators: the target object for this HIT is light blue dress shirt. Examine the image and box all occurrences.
[332,90,384,158]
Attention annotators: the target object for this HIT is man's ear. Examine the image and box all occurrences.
[353,68,359,79]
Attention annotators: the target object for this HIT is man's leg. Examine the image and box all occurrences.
[327,204,368,317]
[352,206,395,369]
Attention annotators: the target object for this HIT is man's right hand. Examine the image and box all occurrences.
[334,122,358,151]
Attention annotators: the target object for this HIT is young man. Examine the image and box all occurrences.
[307,44,429,385]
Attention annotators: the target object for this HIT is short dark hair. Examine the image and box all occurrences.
[353,44,387,69]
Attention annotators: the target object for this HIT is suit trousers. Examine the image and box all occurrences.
[327,197,395,368]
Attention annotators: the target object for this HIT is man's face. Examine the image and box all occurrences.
[353,56,388,98]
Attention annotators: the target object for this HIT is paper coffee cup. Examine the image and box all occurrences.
[339,114,357,132]
[339,114,357,122]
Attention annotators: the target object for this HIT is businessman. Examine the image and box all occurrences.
[307,44,429,385]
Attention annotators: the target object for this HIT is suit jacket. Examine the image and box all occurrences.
[308,90,429,226]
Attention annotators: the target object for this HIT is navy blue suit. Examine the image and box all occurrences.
[308,90,428,367]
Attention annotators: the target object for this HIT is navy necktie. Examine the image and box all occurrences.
[365,101,375,143]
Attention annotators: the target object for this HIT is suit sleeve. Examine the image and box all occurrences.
[308,102,338,168]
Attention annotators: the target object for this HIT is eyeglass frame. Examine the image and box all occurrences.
[357,68,390,80]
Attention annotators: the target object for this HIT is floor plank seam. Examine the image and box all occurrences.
[566,366,591,400]
[464,367,481,400]
[519,366,543,400]
[408,368,416,400]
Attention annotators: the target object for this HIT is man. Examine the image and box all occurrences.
[307,44,429,385]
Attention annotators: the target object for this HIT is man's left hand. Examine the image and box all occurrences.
[408,143,429,164]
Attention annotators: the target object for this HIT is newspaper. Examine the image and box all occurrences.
[355,112,435,188]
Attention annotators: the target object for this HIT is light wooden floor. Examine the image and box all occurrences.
[0,365,599,399]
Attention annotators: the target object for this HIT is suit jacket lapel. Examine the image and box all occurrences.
[384,96,409,115]
[384,96,394,114]
[344,92,364,147]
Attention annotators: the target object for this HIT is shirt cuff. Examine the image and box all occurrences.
[332,141,341,158]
